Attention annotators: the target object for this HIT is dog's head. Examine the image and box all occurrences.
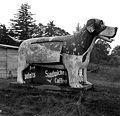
[86,19,117,42]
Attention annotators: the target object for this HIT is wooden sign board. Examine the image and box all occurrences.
[22,64,69,86]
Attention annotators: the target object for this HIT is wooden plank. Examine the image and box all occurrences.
[7,57,18,70]
[33,63,65,69]
[0,48,6,55]
[7,49,18,55]
[0,44,18,49]
[0,47,6,78]
[10,82,93,92]
[33,84,93,91]
[0,57,6,61]
[7,48,18,78]
[0,73,6,78]
[0,62,6,67]
[0,47,18,78]
[0,70,6,74]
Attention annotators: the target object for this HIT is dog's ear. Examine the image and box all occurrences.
[87,24,95,33]
[87,19,95,33]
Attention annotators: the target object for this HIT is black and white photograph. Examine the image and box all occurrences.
[0,0,119,116]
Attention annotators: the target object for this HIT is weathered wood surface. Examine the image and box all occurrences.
[0,47,18,78]
[10,82,93,93]
[32,63,65,69]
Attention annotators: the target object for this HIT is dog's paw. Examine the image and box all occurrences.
[84,81,92,85]
[70,83,83,88]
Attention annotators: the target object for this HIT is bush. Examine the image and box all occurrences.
[108,56,120,66]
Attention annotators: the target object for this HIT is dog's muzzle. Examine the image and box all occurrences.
[99,27,118,42]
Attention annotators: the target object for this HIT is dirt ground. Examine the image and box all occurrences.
[0,77,120,116]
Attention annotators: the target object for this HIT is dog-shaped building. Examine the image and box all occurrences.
[17,19,117,88]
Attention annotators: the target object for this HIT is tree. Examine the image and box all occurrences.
[0,24,8,43]
[111,45,120,56]
[54,27,70,36]
[109,45,120,65]
[90,40,111,64]
[0,24,20,46]
[75,23,82,32]
[32,23,46,37]
[10,3,36,40]
[45,21,55,37]
[45,21,69,37]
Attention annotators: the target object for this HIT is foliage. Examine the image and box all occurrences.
[0,21,69,46]
[106,45,120,66]
[90,40,111,64]
[75,23,82,32]
[0,24,8,43]
[31,21,70,38]
[10,3,36,40]
[44,21,69,37]
[32,23,46,37]
[108,56,120,66]
[45,21,56,37]
[111,45,120,56]
[0,2,69,45]
[0,24,21,46]
[32,21,69,38]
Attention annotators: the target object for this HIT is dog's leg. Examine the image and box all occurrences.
[17,55,28,83]
[83,67,92,85]
[63,54,83,88]
[67,67,83,88]
[78,68,83,82]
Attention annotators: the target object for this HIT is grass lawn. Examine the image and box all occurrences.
[0,65,120,116]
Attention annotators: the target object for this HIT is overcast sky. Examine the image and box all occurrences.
[0,0,119,49]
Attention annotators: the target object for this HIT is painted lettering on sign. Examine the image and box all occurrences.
[54,78,67,84]
[45,69,68,84]
[46,78,52,83]
[24,72,36,80]
[45,70,65,78]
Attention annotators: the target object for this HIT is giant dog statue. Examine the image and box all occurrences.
[17,19,117,88]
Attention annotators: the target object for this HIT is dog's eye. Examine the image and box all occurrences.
[100,20,105,29]
[100,20,104,25]
[100,21,103,24]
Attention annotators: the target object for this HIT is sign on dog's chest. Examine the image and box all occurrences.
[23,64,69,86]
